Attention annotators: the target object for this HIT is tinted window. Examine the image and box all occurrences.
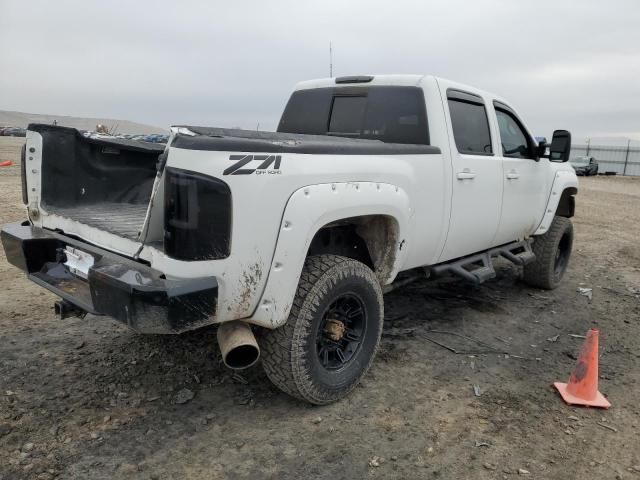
[329,96,367,135]
[278,86,429,144]
[496,109,532,158]
[277,88,332,135]
[448,99,492,155]
[361,87,428,144]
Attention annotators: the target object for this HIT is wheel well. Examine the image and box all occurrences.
[556,187,577,218]
[308,215,400,283]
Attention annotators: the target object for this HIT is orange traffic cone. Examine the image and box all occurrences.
[554,328,610,408]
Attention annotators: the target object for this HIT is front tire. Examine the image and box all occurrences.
[523,216,573,289]
[260,255,384,405]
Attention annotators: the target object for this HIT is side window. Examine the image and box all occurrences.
[447,98,492,155]
[495,109,533,159]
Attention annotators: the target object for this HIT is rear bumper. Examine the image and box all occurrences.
[1,222,218,333]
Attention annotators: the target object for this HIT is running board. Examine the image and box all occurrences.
[430,240,535,285]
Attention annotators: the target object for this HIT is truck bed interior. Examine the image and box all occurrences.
[32,124,164,241]
[46,203,150,240]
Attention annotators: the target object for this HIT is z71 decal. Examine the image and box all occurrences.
[223,154,282,175]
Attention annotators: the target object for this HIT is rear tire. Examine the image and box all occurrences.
[523,216,573,289]
[260,255,384,405]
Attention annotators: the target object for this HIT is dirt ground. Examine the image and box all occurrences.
[1,137,639,480]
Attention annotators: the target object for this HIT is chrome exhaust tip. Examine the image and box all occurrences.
[217,321,260,370]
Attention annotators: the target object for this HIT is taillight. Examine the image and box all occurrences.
[21,143,27,204]
[164,167,232,260]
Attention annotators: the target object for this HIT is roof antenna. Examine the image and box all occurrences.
[329,41,333,78]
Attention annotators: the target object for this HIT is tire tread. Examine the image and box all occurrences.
[261,254,383,404]
[523,216,573,289]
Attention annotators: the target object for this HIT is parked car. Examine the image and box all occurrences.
[2,75,577,404]
[0,127,27,137]
[570,156,599,176]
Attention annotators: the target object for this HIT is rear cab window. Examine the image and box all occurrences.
[278,86,429,145]
[447,90,493,156]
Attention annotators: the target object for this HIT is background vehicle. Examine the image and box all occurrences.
[570,156,599,176]
[1,75,577,404]
[0,126,26,137]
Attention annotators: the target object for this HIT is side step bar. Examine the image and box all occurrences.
[430,240,535,285]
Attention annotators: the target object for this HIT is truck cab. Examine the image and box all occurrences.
[278,75,573,260]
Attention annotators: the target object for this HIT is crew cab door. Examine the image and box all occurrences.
[491,102,548,245]
[438,86,503,261]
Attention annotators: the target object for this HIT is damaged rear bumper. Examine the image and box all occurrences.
[1,222,217,333]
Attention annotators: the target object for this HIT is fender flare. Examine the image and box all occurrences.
[249,182,412,328]
[534,171,578,235]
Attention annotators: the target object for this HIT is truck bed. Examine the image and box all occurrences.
[46,203,148,240]
[30,124,439,251]
[26,124,163,245]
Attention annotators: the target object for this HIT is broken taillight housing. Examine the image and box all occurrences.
[164,167,232,260]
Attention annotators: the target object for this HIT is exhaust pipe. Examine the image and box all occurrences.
[217,321,260,370]
[54,300,87,320]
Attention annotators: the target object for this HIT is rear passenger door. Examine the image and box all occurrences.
[492,102,548,245]
[439,87,503,261]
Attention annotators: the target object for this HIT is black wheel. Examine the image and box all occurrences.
[260,254,383,405]
[523,216,573,289]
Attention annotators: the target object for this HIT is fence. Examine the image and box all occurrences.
[570,143,640,176]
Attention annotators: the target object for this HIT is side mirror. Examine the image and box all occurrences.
[536,140,547,159]
[549,130,571,162]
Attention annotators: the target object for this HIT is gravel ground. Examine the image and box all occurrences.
[1,137,639,479]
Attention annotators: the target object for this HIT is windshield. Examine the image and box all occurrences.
[570,157,589,166]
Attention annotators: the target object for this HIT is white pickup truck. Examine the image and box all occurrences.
[2,74,577,404]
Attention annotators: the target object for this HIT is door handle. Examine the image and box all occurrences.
[506,171,520,180]
[456,169,476,180]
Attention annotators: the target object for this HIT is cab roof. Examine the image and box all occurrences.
[293,74,508,107]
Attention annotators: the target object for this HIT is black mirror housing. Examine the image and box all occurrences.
[549,130,571,162]
[536,140,547,159]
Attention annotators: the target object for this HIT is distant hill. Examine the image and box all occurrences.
[0,110,167,135]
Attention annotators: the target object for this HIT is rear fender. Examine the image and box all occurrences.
[249,182,411,328]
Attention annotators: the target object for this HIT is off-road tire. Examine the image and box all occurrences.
[260,255,384,405]
[523,216,573,289]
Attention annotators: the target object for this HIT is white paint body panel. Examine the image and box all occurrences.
[137,145,449,327]
[435,78,504,261]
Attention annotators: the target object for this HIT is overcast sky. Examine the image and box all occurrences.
[1,0,639,143]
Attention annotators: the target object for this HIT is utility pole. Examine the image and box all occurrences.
[329,41,333,78]
[585,137,591,156]
[623,139,631,176]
